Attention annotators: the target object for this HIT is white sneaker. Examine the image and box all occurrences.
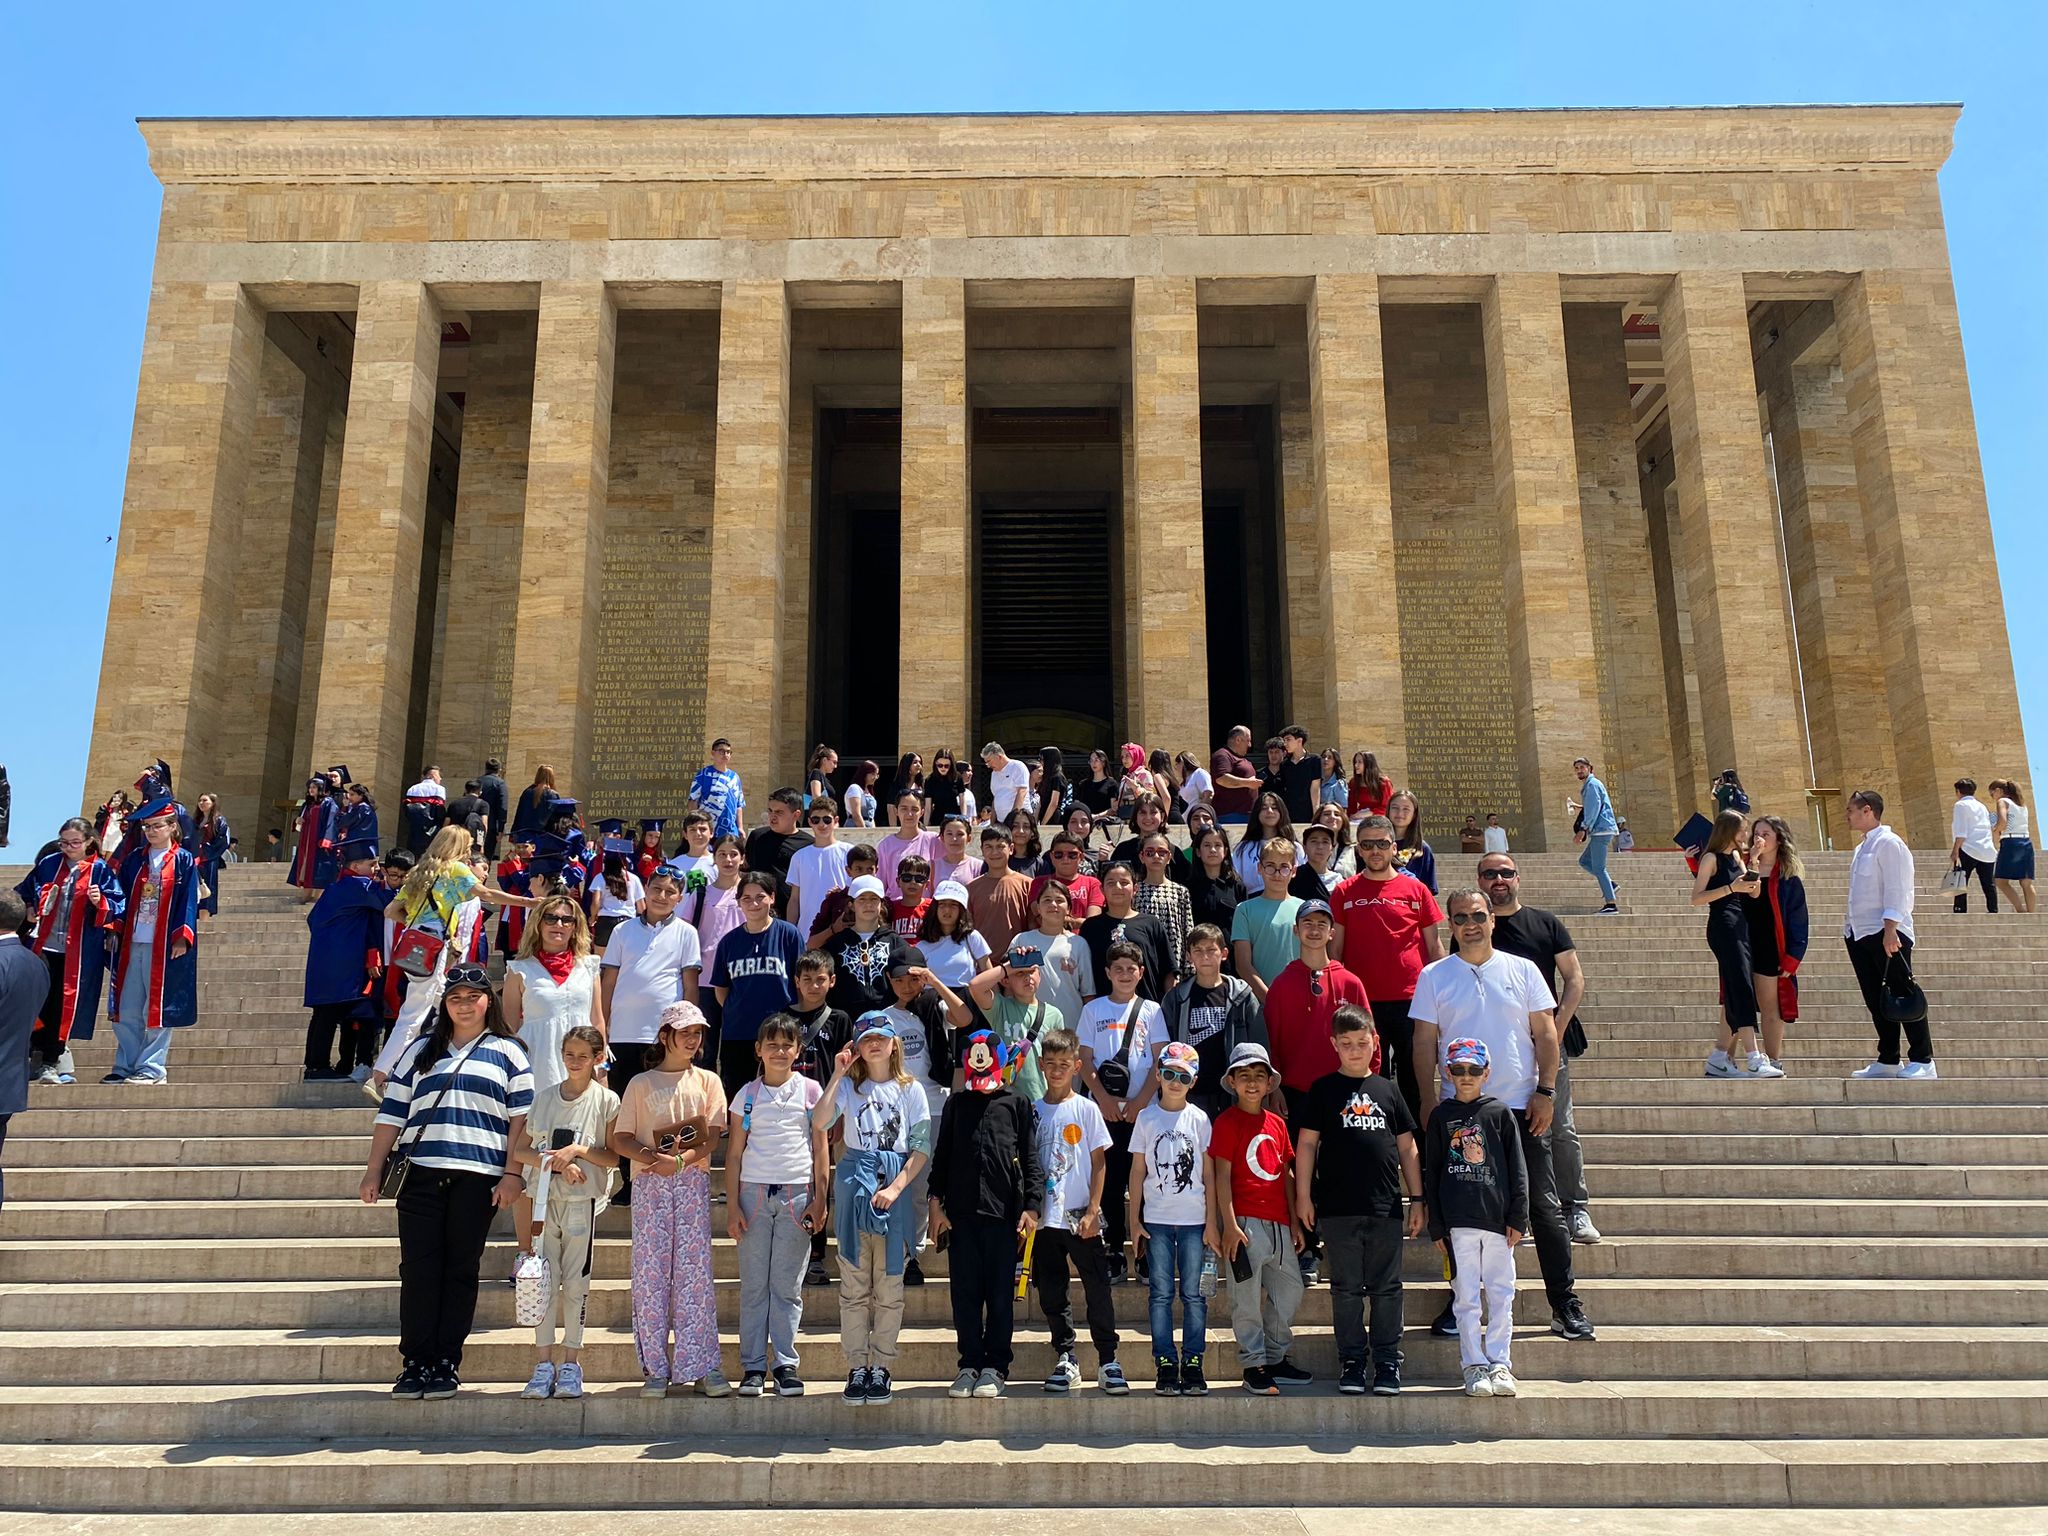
[554,1362,584,1399]
[696,1370,733,1398]
[34,1066,61,1087]
[521,1362,556,1399]
[1569,1209,1602,1244]
[1488,1364,1518,1397]
[1462,1364,1496,1397]
[949,1369,977,1399]
[1899,1061,1940,1080]
[1849,1061,1902,1080]
[1746,1054,1785,1079]
[1704,1052,1734,1079]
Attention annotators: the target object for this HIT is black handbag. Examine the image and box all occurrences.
[1094,998,1142,1099]
[1879,951,1927,1026]
[378,1037,484,1199]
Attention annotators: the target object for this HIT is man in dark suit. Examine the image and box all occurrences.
[0,891,51,1207]
[477,758,510,859]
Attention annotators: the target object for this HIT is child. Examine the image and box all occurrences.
[928,1029,1042,1398]
[811,1017,931,1405]
[1008,880,1093,1030]
[514,1024,621,1400]
[789,951,850,1286]
[608,1002,731,1398]
[891,856,934,942]
[1078,939,1162,1283]
[1208,1042,1308,1393]
[1423,1037,1528,1398]
[881,949,967,1282]
[1128,1040,1214,1395]
[962,945,1057,1101]
[1229,839,1303,1004]
[727,1014,829,1397]
[786,797,850,940]
[808,845,881,942]
[1295,1005,1422,1397]
[1030,1028,1126,1394]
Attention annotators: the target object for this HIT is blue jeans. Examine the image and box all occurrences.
[1145,1223,1208,1362]
[1579,833,1616,903]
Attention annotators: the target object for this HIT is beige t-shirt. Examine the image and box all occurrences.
[614,1066,729,1163]
[525,1079,622,1205]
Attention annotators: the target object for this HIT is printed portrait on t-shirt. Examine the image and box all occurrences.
[854,1090,903,1151]
[1147,1123,1202,1195]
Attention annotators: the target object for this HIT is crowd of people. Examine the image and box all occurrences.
[2,733,2033,1406]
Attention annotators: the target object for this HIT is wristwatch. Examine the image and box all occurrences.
[1534,1086,1555,1098]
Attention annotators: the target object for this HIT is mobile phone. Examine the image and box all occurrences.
[935,1228,951,1254]
[549,1128,575,1151]
[1230,1246,1255,1284]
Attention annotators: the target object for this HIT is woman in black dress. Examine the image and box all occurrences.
[1689,809,1764,1079]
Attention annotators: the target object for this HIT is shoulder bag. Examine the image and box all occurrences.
[1093,997,1143,1099]
[1879,950,1928,1026]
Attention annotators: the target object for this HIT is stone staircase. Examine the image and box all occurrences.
[2,853,2045,1517]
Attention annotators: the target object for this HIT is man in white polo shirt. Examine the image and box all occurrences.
[1408,887,1592,1343]
[602,866,704,1197]
[982,743,1031,823]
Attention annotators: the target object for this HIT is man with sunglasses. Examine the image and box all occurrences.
[1409,889,1595,1342]
[1478,854,1597,1246]
[1330,814,1444,1124]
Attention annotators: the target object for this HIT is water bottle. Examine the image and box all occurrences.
[1199,1247,1220,1299]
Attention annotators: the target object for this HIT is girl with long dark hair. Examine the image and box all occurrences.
[1691,810,1765,1079]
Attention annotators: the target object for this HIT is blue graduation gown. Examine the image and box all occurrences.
[14,854,124,1042]
[311,800,342,889]
[194,817,231,916]
[337,800,380,855]
[108,845,200,1030]
[304,873,388,1012]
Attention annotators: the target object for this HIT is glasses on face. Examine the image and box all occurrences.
[1479,868,1518,881]
[1142,847,1169,858]
[58,838,87,850]
[1158,1069,1194,1085]
[1052,849,1079,860]
[1260,861,1291,875]
[1359,839,1395,850]
[1449,912,1489,927]
[1447,1063,1486,1079]
[541,912,577,926]
[809,817,835,827]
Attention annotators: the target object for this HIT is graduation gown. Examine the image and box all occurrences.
[310,800,342,889]
[495,857,532,955]
[193,817,231,916]
[303,873,388,1013]
[288,799,327,889]
[336,800,380,855]
[14,854,124,1043]
[108,845,201,1031]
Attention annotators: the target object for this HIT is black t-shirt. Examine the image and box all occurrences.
[1303,1070,1417,1219]
[822,927,911,1021]
[925,774,968,820]
[1078,909,1174,1003]
[1489,906,1574,1011]
[1275,755,1321,823]
[1177,979,1242,1107]
[743,828,808,889]
[791,1004,853,1086]
[1074,777,1117,816]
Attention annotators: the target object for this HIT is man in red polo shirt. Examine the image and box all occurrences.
[1331,814,1443,1123]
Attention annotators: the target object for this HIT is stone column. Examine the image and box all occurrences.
[1481,274,1605,850]
[899,278,972,755]
[1306,274,1408,782]
[1277,379,1324,744]
[1656,271,1809,816]
[84,280,266,810]
[1126,277,1209,750]
[1836,269,2030,845]
[504,283,617,797]
[704,280,793,788]
[436,311,537,778]
[308,281,443,817]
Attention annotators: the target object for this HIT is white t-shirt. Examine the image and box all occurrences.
[1179,768,1213,809]
[834,1075,930,1154]
[1952,797,1997,861]
[734,1073,822,1184]
[1076,994,1164,1095]
[1009,928,1093,1029]
[787,841,851,939]
[592,870,644,920]
[1132,1101,1211,1227]
[921,930,992,989]
[990,758,1032,820]
[1407,950,1556,1111]
[1034,1092,1112,1230]
[601,913,704,1044]
[664,851,715,885]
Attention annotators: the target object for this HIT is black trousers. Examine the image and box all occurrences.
[1283,1100,1322,1263]
[1846,932,1933,1065]
[0,1114,10,1207]
[1953,854,1998,913]
[718,1038,758,1104]
[1101,1119,1135,1256]
[1707,906,1757,1031]
[31,950,68,1063]
[949,1215,1020,1373]
[305,1002,377,1073]
[1322,1212,1404,1366]
[1032,1226,1118,1362]
[395,1167,499,1369]
[1369,998,1421,1126]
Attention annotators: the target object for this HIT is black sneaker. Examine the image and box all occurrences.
[1241,1364,1279,1396]
[1180,1355,1209,1396]
[1429,1303,1458,1338]
[421,1361,459,1400]
[864,1367,894,1404]
[1268,1357,1312,1387]
[1105,1251,1129,1284]
[302,1067,347,1082]
[737,1370,766,1397]
[805,1260,831,1287]
[391,1361,426,1399]
[842,1367,869,1402]
[1338,1359,1369,1396]
[1155,1355,1180,1395]
[1551,1299,1597,1341]
[773,1365,805,1397]
[1371,1360,1402,1397]
[902,1257,925,1287]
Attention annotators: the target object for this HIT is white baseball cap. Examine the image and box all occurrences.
[848,875,886,900]
[932,879,971,907]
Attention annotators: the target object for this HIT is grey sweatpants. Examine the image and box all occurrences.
[1228,1216,1304,1368]
[737,1182,812,1371]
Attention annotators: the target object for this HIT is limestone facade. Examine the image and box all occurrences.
[82,107,2028,849]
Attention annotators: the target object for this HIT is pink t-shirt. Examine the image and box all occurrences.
[877,830,942,901]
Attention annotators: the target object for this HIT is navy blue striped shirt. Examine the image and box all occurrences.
[376,1035,534,1176]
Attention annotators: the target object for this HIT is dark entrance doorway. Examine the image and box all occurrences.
[1201,405,1287,743]
[976,501,1113,749]
[808,408,902,763]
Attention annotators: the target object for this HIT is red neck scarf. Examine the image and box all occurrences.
[534,947,578,984]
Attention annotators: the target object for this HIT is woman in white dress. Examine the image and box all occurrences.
[502,889,608,1270]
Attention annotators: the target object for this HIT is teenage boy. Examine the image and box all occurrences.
[1077,862,1176,1004]
[1296,1005,1422,1396]
[1208,1042,1309,1393]
[1129,1039,1214,1395]
[882,948,967,1281]
[1030,1028,1126,1394]
[966,825,1034,958]
[789,951,850,1286]
[1423,1037,1528,1398]
[743,788,808,891]
[820,876,911,1020]
[1230,840,1303,1003]
[1077,939,1163,1282]
[787,798,850,939]
[1273,725,1322,822]
[1331,814,1444,1123]
[960,945,1058,1101]
[929,1029,1043,1398]
[710,870,804,1098]
[601,866,704,1198]
[808,844,880,942]
[689,738,746,840]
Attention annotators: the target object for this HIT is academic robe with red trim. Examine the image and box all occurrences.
[289,798,327,889]
[14,854,124,1043]
[108,845,201,1031]
[495,857,531,956]
[303,872,388,1013]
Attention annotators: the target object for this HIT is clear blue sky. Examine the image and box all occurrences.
[3,1,2042,850]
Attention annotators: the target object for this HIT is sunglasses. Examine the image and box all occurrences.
[1449,912,1490,926]
[1480,869,1518,880]
[1158,1068,1194,1085]
[444,965,491,992]
[1359,838,1396,850]
[1309,971,1324,997]
[1447,1063,1487,1078]
[541,912,577,925]
[809,817,836,826]
[1052,849,1080,859]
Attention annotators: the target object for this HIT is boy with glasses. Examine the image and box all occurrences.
[1229,840,1303,1004]
[1423,1037,1527,1397]
[1033,835,1104,926]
